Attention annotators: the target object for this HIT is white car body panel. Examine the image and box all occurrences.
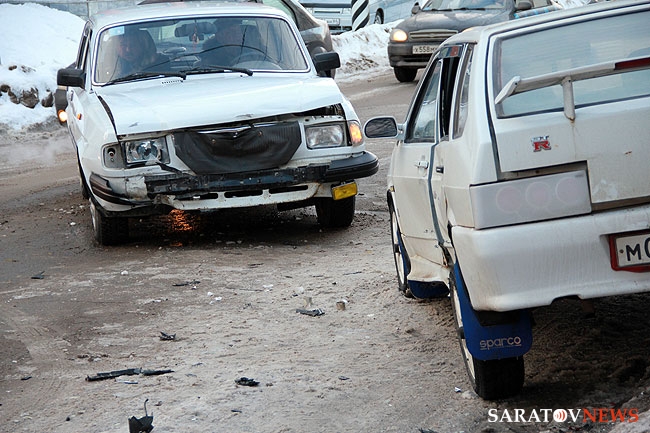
[98,75,349,135]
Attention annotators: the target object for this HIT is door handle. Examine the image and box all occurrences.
[415,160,429,168]
[435,166,444,173]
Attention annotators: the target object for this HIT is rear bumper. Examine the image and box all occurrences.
[452,203,650,312]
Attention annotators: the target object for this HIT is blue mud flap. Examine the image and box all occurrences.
[408,280,450,299]
[453,264,532,361]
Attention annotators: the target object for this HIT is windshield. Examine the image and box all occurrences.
[94,15,309,84]
[421,0,512,11]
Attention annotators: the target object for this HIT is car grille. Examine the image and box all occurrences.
[173,121,302,175]
[409,29,457,42]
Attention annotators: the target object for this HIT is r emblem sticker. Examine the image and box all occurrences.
[532,136,551,152]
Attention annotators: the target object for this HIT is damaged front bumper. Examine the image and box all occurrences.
[90,151,378,213]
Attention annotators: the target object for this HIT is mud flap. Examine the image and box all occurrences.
[453,264,532,361]
[408,280,449,299]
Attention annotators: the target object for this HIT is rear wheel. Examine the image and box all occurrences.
[449,268,524,400]
[90,200,129,246]
[389,203,413,298]
[315,196,355,228]
[394,67,417,83]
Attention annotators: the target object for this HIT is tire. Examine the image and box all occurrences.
[90,200,129,246]
[315,196,355,228]
[374,11,384,24]
[394,67,417,83]
[389,203,413,298]
[449,268,524,400]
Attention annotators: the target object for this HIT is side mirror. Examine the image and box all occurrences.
[57,67,86,88]
[364,117,400,139]
[313,51,340,75]
[411,2,421,15]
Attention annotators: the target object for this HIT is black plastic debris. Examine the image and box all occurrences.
[235,377,259,387]
[295,308,325,317]
[31,271,45,279]
[86,368,173,381]
[129,399,154,433]
[172,279,200,287]
[159,331,176,341]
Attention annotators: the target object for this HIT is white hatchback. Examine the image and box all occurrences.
[365,0,650,399]
[58,1,378,245]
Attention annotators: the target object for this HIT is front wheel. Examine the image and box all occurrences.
[449,268,524,400]
[90,200,129,246]
[315,196,355,228]
[394,67,417,83]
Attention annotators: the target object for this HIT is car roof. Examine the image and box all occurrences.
[443,0,648,46]
[90,1,290,29]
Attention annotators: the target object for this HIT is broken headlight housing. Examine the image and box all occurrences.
[123,137,169,166]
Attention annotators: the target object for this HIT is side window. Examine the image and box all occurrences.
[453,44,474,139]
[439,54,461,139]
[406,59,442,142]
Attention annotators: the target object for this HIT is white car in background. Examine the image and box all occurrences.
[58,1,378,245]
[365,0,650,399]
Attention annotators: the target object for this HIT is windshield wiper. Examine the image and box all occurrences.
[105,71,187,85]
[185,64,253,76]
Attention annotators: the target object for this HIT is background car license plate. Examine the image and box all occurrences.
[610,231,650,271]
[326,18,340,25]
[412,45,435,54]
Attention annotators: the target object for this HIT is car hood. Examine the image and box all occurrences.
[398,9,512,32]
[97,74,346,135]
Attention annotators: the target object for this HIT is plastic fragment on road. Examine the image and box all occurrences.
[159,331,176,341]
[86,368,174,381]
[296,308,325,317]
[235,377,260,387]
[128,399,154,433]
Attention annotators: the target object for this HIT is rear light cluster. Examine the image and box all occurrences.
[470,170,591,229]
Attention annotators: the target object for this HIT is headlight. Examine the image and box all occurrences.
[469,170,591,229]
[390,29,408,43]
[123,137,169,165]
[306,123,345,149]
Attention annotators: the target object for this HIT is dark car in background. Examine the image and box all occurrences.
[387,0,554,82]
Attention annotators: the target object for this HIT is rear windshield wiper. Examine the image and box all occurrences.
[105,71,187,85]
[185,64,253,76]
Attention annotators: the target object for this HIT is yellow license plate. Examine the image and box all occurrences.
[332,182,357,200]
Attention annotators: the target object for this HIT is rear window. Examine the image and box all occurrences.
[494,9,650,117]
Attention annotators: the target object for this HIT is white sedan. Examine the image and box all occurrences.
[58,1,378,245]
